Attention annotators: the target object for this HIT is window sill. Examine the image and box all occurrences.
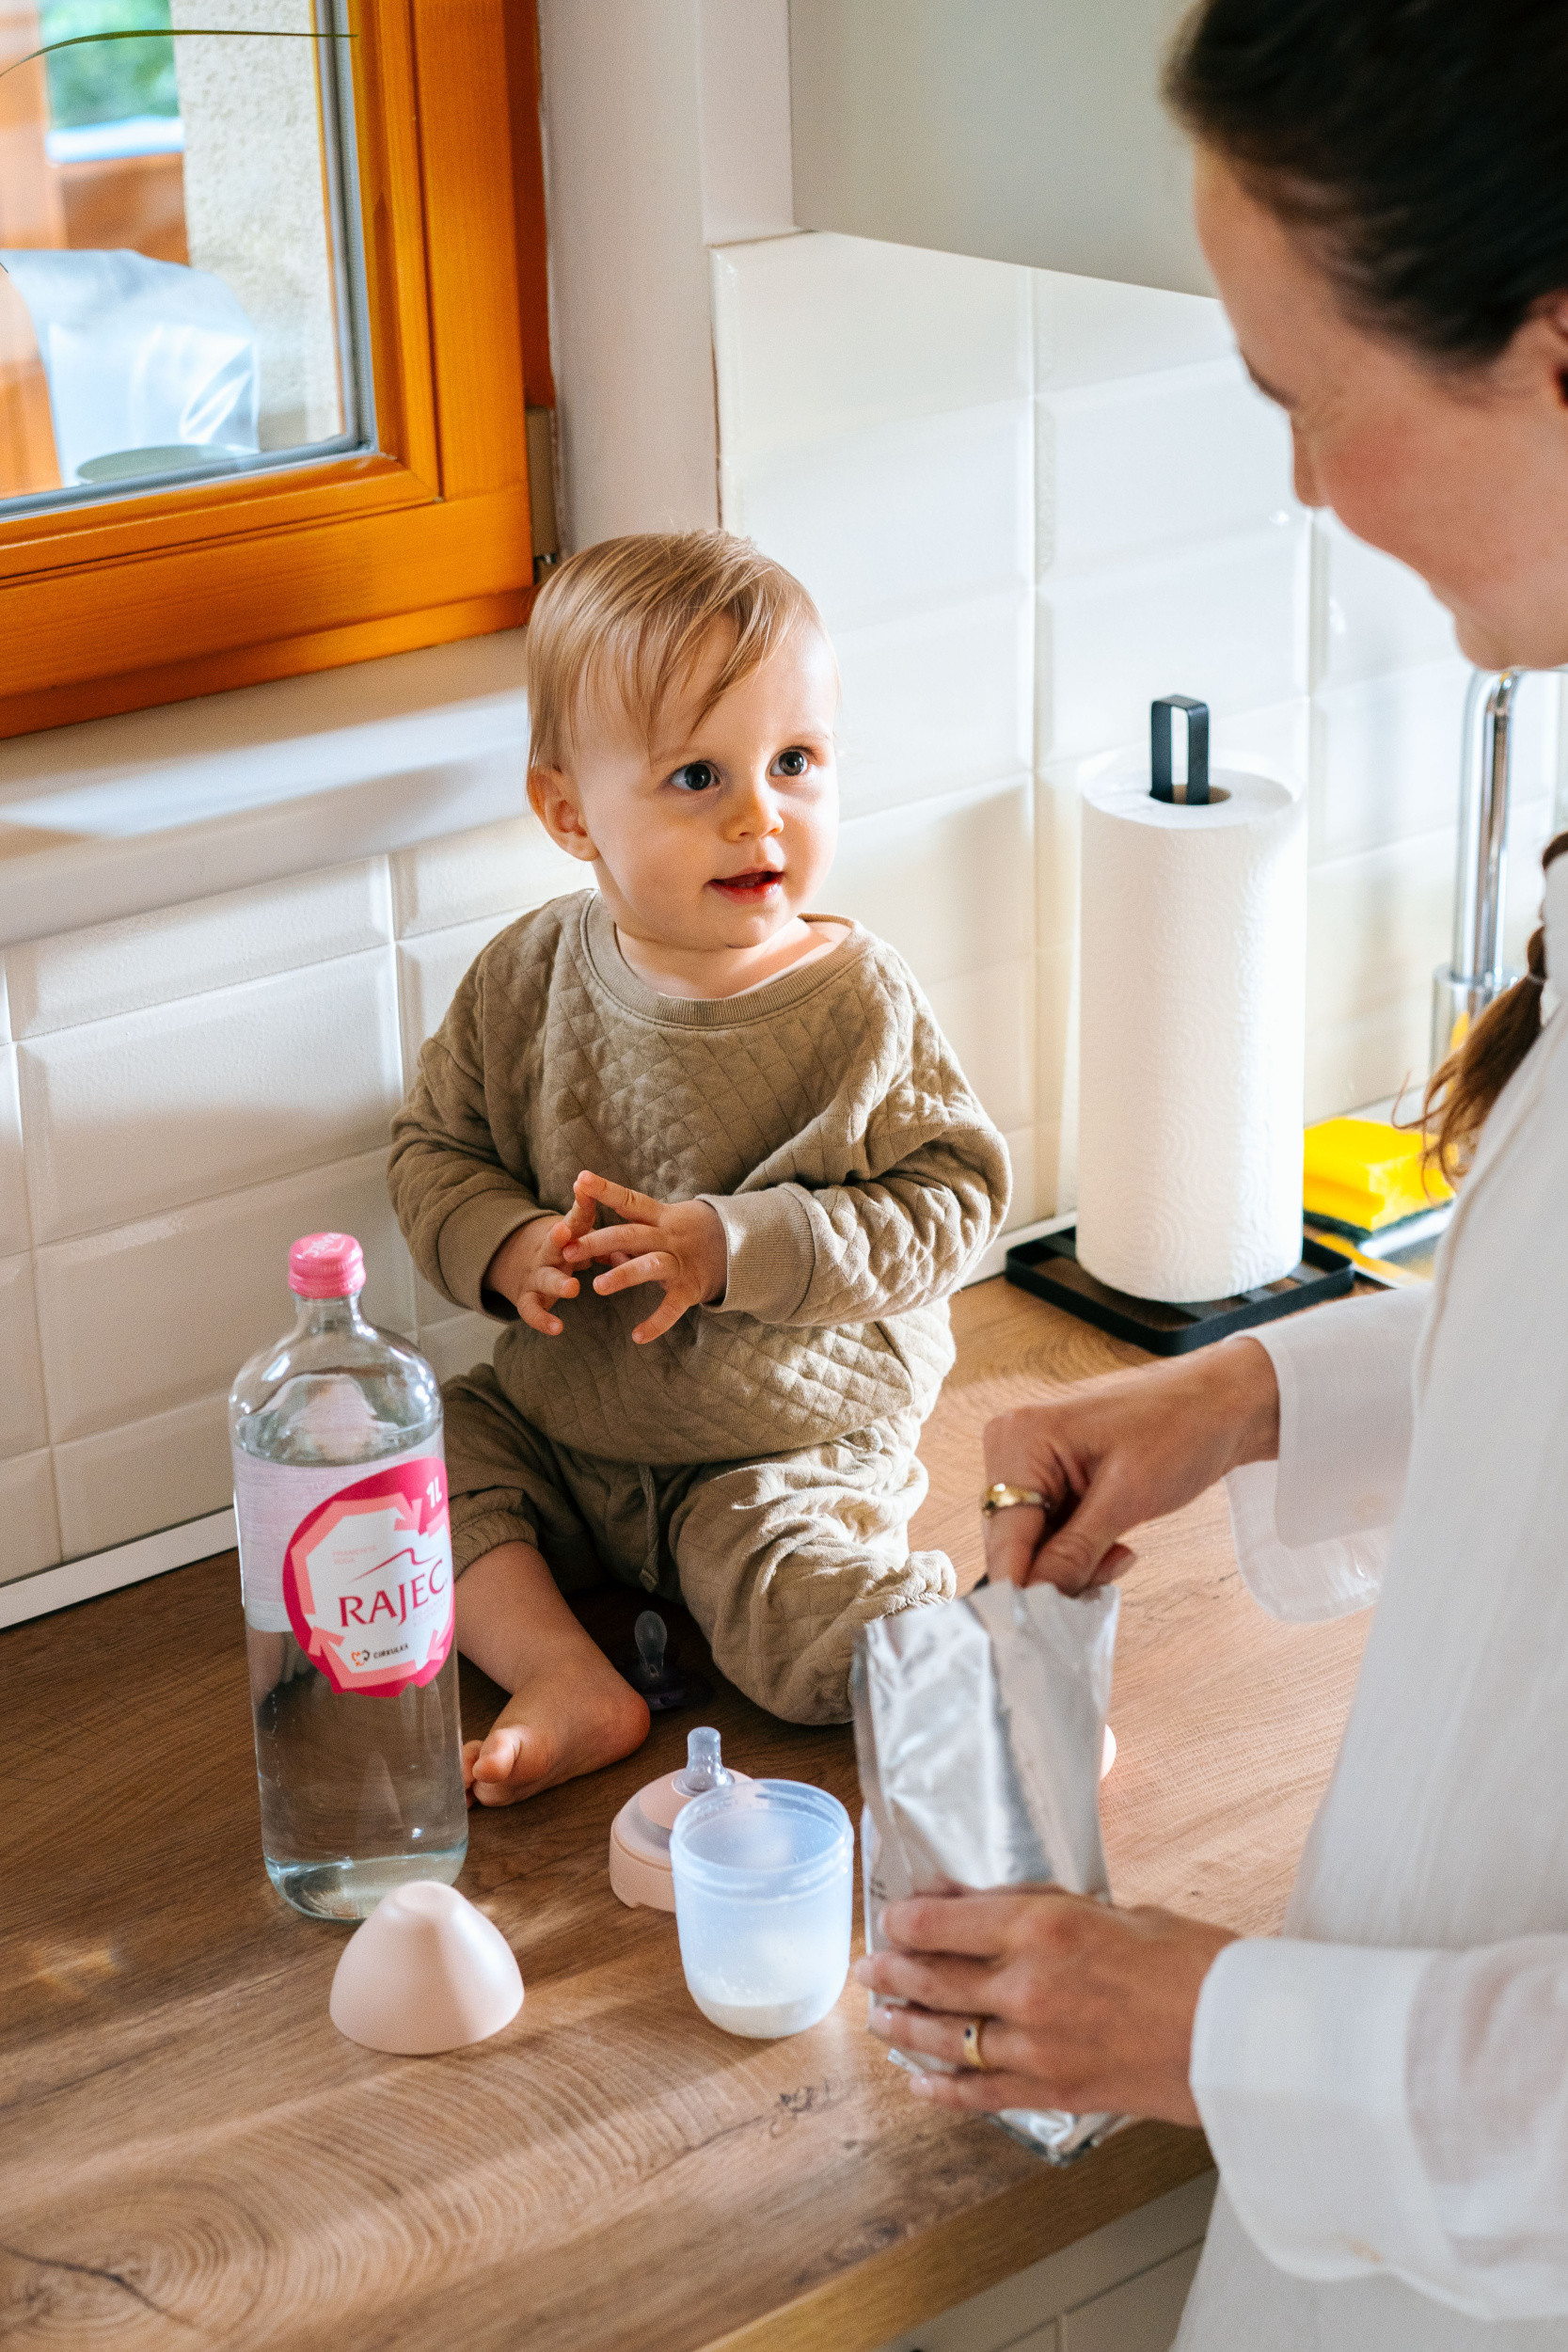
[0,631,528,950]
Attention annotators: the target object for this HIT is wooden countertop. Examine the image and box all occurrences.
[0,1280,1371,2352]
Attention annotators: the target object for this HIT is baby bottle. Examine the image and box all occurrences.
[229,1232,467,1919]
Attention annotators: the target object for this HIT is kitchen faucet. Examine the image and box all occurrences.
[1431,668,1529,1073]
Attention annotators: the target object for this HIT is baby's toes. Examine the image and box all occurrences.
[470,1721,556,1805]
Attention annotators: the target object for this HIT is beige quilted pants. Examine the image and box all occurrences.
[441,1366,956,1724]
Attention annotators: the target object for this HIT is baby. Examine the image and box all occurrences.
[388,530,1010,1805]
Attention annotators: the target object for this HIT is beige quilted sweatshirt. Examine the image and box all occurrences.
[388,892,1010,1466]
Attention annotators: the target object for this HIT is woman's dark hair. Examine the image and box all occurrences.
[1167,0,1568,1169]
[1165,0,1568,365]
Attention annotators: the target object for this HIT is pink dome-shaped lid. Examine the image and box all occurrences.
[289,1232,366,1298]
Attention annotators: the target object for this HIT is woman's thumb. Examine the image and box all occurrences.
[1027,1488,1126,1593]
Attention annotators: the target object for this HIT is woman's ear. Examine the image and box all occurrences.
[528,766,598,863]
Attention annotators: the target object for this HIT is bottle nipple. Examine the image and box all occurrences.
[673,1725,729,1798]
[634,1610,669,1685]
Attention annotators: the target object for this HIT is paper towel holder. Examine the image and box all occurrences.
[1150,695,1227,805]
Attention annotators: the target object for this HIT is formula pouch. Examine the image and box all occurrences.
[851,1578,1123,2164]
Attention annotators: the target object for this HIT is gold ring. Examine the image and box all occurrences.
[981,1483,1049,1517]
[960,2016,992,2072]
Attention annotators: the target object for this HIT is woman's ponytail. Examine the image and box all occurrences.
[1423,833,1568,1179]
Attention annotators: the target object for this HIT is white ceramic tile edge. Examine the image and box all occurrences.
[0,1504,235,1629]
[965,1210,1075,1287]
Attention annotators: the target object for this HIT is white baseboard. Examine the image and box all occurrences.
[964,1209,1074,1287]
[0,1506,236,1630]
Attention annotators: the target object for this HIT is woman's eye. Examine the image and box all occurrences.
[774,747,810,778]
[671,761,718,793]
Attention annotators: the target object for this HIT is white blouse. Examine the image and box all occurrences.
[1176,857,1568,2350]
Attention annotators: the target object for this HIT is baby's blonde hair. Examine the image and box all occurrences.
[526,531,827,772]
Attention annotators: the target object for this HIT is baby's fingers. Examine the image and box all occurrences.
[576,1169,664,1226]
[565,1220,659,1264]
[592,1249,673,1298]
[518,1269,578,1336]
[631,1285,699,1344]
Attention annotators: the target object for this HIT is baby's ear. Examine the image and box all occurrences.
[529,766,597,862]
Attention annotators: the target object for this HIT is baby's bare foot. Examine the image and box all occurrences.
[465,1650,650,1807]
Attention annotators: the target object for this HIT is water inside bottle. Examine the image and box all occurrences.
[231,1263,467,1921]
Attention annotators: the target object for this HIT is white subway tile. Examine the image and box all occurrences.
[829,778,1034,989]
[1314,514,1459,689]
[0,1252,46,1457]
[1506,796,1557,968]
[833,589,1032,817]
[1311,660,1468,862]
[390,815,584,939]
[0,1044,26,1257]
[397,914,523,1083]
[711,233,1032,459]
[1306,996,1431,1125]
[0,1447,60,1582]
[1307,831,1453,1035]
[923,956,1034,1138]
[7,861,395,1041]
[0,955,9,1041]
[1041,362,1294,571]
[1034,269,1234,390]
[22,946,404,1246]
[1036,945,1076,1135]
[1038,525,1311,759]
[721,401,1033,633]
[34,1149,415,1444]
[418,1312,501,1385]
[54,1392,231,1560]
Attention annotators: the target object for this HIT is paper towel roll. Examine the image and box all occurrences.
[1076,765,1306,1304]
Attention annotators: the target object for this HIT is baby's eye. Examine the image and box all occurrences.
[670,761,719,793]
[773,747,811,778]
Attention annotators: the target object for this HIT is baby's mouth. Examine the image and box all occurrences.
[709,868,784,901]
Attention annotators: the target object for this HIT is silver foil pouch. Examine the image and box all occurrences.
[851,1578,1123,2164]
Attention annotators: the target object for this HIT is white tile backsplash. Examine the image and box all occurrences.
[830,778,1034,988]
[418,1311,501,1384]
[721,400,1034,631]
[0,1447,60,1583]
[54,1391,231,1560]
[1042,362,1294,571]
[833,589,1033,817]
[712,232,1032,458]
[923,957,1035,1139]
[0,1250,47,1457]
[390,814,584,938]
[1313,513,1460,689]
[6,859,394,1040]
[1038,523,1312,759]
[1034,269,1234,389]
[0,1044,26,1257]
[398,913,529,1082]
[35,1150,412,1444]
[22,946,404,1246]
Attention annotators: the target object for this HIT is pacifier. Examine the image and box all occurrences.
[609,1725,751,1911]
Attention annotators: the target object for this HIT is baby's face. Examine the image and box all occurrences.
[536,624,839,955]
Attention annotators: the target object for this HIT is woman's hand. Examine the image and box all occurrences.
[559,1169,728,1344]
[983,1338,1281,1591]
[854,1888,1235,2127]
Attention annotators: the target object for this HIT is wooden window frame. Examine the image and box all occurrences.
[0,0,553,741]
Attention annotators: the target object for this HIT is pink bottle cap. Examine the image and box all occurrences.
[289,1232,366,1298]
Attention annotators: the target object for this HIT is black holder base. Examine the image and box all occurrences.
[1005,1226,1354,1355]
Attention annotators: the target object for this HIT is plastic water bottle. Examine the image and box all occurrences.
[230,1232,467,1918]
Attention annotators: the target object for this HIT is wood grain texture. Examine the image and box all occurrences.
[0,1280,1370,2350]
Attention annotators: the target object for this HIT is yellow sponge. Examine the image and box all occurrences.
[1303,1119,1451,1232]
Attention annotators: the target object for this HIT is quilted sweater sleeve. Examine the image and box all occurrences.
[387,955,551,1317]
[703,976,1012,1327]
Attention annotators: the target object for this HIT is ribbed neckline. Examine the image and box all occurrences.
[580,893,866,1028]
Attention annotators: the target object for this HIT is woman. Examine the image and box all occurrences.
[852,2,1568,2342]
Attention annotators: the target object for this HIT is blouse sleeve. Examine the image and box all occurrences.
[1221,1287,1429,1624]
[1190,1933,1568,2318]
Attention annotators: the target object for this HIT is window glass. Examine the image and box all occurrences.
[0,0,369,512]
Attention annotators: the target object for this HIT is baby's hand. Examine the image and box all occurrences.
[482,1189,598,1336]
[562,1170,727,1344]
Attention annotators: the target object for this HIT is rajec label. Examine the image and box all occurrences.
[281,1457,453,1697]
